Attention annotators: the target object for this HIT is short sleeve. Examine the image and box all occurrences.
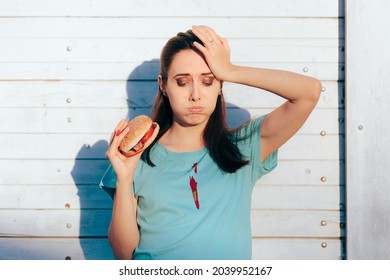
[99,164,117,200]
[236,115,278,183]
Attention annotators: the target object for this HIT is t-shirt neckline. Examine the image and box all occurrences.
[155,142,208,160]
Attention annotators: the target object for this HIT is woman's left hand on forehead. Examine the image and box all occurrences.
[192,25,234,81]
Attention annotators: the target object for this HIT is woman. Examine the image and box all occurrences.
[100,25,322,260]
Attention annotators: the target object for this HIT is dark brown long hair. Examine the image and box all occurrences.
[142,30,249,173]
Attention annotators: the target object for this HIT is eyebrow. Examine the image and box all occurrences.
[173,72,214,78]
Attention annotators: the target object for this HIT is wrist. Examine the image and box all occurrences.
[116,177,134,192]
[220,64,241,83]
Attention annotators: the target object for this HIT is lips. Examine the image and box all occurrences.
[188,106,204,113]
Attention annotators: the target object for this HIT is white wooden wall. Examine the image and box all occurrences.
[0,0,344,260]
[346,0,390,259]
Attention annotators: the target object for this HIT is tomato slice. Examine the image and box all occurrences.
[140,124,155,143]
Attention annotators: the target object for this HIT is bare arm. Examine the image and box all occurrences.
[225,66,322,162]
[108,178,139,259]
[105,120,141,259]
[192,25,322,162]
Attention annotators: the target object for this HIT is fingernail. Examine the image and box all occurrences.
[115,130,121,136]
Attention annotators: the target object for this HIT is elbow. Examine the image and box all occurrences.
[108,234,138,260]
[309,78,322,104]
[109,238,136,260]
[112,248,134,260]
[292,77,322,108]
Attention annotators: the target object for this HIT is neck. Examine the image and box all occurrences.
[159,122,205,152]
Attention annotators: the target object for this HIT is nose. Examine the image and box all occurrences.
[189,84,201,101]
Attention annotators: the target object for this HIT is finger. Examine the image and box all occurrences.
[195,25,217,38]
[115,119,128,134]
[217,35,230,53]
[116,126,129,142]
[109,119,128,145]
[192,27,219,57]
[192,25,216,46]
[111,126,129,148]
[193,40,207,53]
[107,126,130,160]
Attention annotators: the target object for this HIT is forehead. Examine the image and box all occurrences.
[168,49,211,76]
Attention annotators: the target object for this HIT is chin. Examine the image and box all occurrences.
[177,113,210,127]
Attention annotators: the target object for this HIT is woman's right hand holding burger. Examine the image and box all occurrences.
[106,119,142,184]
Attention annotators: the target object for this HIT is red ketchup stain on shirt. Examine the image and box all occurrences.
[192,162,198,174]
[189,176,200,209]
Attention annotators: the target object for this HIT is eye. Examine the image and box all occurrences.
[203,78,214,86]
[176,78,189,87]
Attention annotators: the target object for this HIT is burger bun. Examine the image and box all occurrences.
[119,115,159,157]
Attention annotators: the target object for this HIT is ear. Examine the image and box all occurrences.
[219,80,224,95]
[158,75,165,92]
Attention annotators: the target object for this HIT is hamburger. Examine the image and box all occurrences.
[119,115,160,157]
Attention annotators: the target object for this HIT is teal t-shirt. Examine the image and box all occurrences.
[100,115,278,260]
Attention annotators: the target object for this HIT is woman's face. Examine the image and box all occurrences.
[160,49,221,128]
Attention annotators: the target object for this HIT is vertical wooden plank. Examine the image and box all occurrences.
[346,0,390,259]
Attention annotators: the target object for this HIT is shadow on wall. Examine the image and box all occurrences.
[70,59,250,259]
